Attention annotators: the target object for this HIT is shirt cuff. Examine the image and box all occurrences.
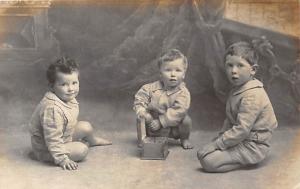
[55,154,69,165]
[215,137,226,150]
[136,108,146,116]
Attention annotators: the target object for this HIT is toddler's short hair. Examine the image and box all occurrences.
[225,41,259,66]
[47,57,79,85]
[158,49,188,70]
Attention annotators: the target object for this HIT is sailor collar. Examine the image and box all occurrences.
[152,81,186,96]
[45,91,79,109]
[232,79,264,96]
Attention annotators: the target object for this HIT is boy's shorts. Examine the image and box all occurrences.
[227,140,270,165]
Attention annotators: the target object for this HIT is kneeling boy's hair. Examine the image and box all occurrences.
[225,41,259,66]
[46,57,79,86]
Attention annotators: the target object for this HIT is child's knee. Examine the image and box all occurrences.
[197,150,202,160]
[199,155,218,172]
[77,143,89,157]
[69,142,89,161]
[78,121,93,135]
[182,115,192,127]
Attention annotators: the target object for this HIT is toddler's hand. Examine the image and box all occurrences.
[59,158,78,171]
[149,120,161,131]
[138,111,153,124]
[144,113,153,124]
[137,110,146,119]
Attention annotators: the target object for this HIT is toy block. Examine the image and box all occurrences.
[141,136,169,160]
[136,118,169,160]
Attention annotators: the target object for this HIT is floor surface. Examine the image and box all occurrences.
[0,93,299,189]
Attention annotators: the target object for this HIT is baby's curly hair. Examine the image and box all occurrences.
[225,41,259,66]
[158,49,188,70]
[46,57,79,86]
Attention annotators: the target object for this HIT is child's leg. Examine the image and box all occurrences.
[73,121,112,146]
[198,150,243,173]
[65,141,89,162]
[177,115,193,149]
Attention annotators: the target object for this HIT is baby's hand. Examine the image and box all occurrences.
[137,110,146,119]
[59,158,78,171]
[149,120,161,131]
[138,111,153,124]
[144,113,153,124]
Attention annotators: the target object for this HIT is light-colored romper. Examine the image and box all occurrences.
[29,91,79,165]
[134,81,191,139]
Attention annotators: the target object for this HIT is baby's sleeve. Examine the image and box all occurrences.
[133,84,151,115]
[159,89,190,127]
[41,105,70,165]
[215,94,261,150]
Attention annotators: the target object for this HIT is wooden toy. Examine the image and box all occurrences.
[136,118,169,160]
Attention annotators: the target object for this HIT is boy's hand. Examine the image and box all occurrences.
[137,110,146,119]
[149,120,161,131]
[59,159,78,170]
[197,143,218,160]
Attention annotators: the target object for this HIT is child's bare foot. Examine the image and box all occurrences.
[89,137,112,147]
[181,139,193,149]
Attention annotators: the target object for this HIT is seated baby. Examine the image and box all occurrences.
[29,57,112,170]
[134,49,193,149]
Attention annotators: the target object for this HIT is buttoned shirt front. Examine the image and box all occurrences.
[215,79,278,150]
[134,81,190,128]
[29,91,79,164]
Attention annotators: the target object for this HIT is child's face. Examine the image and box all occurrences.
[160,58,186,89]
[52,71,79,103]
[225,55,256,87]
